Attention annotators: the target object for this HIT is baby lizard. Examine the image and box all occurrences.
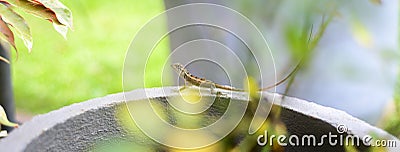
[171,63,300,92]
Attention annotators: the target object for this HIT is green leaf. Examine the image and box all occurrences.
[0,105,18,128]
[244,76,259,99]
[0,55,9,63]
[0,3,32,51]
[350,19,374,48]
[0,130,7,137]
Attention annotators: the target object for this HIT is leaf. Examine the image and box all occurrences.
[369,0,382,5]
[0,105,18,128]
[7,0,59,23]
[0,18,16,50]
[244,76,259,99]
[0,55,9,63]
[0,3,32,51]
[6,0,73,37]
[0,130,7,137]
[32,0,73,28]
[351,20,374,48]
[53,22,67,38]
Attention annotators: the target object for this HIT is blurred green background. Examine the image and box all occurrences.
[11,0,167,114]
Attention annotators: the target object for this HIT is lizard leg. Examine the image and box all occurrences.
[179,85,187,91]
[209,84,226,97]
[179,81,191,91]
[214,90,228,98]
[209,83,217,94]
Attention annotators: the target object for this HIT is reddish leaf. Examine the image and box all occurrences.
[31,0,73,28]
[0,17,16,50]
[7,0,72,37]
[0,3,33,51]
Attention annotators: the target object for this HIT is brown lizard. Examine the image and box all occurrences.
[171,62,300,92]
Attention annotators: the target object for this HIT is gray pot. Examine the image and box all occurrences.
[0,87,398,151]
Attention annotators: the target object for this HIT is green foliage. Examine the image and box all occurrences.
[394,70,400,120]
[283,11,334,95]
[12,0,167,114]
[0,105,18,127]
[384,67,400,138]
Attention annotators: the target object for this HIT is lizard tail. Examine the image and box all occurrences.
[260,61,302,91]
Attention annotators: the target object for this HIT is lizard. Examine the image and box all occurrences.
[171,62,301,93]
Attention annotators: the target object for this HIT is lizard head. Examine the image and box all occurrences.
[171,63,186,74]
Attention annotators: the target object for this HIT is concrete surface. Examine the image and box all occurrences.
[0,87,398,151]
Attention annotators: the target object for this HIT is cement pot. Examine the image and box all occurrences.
[0,87,399,151]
